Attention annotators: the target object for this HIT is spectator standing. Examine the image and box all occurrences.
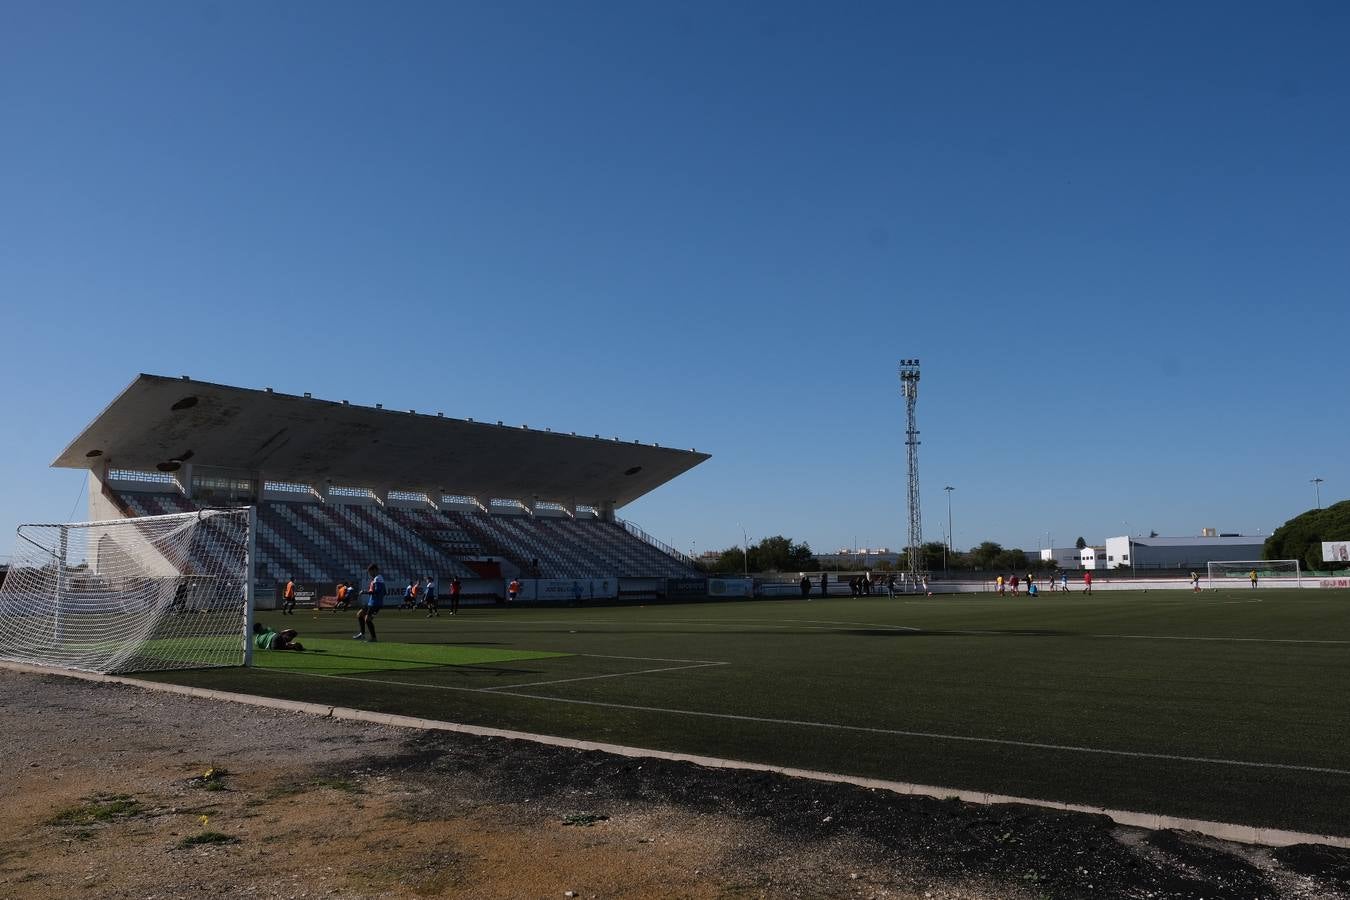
[799,575,811,598]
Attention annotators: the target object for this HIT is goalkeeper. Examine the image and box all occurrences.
[253,621,304,651]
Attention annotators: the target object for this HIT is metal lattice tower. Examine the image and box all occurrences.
[899,360,924,582]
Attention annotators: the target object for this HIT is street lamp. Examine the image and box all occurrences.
[738,522,750,576]
[1312,477,1324,510]
[943,486,955,575]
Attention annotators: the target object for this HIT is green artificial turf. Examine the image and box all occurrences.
[140,590,1350,837]
[252,639,567,675]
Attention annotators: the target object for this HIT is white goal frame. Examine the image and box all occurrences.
[1205,559,1301,589]
[0,506,255,674]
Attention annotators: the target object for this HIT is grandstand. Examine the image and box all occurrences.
[54,375,709,604]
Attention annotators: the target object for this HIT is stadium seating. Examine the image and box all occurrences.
[109,489,697,584]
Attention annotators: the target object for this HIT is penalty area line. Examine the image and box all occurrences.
[477,660,727,691]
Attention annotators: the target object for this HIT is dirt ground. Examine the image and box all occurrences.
[2,670,1347,900]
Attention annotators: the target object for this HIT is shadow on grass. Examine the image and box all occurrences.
[843,628,1076,638]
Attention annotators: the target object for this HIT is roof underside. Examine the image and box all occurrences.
[53,375,710,509]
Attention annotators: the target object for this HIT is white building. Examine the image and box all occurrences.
[1042,534,1266,571]
[1102,534,1265,570]
[1038,547,1105,569]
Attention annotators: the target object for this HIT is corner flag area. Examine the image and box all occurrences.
[142,589,1350,840]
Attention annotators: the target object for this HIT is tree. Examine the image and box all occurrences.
[753,535,818,572]
[921,541,947,572]
[1265,500,1350,570]
[1075,536,1087,550]
[712,547,748,574]
[968,541,1003,569]
[707,535,818,574]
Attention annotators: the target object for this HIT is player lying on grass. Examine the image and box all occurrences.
[253,621,304,651]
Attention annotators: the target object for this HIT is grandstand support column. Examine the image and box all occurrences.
[600,501,616,523]
[178,463,194,500]
[88,461,121,522]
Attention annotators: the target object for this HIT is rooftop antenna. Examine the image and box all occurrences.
[899,360,924,584]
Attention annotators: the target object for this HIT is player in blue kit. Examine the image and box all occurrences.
[354,563,386,642]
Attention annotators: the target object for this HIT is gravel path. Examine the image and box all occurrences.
[2,669,1347,899]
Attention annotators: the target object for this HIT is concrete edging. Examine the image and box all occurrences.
[3,659,1346,850]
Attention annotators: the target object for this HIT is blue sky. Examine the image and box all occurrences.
[2,1,1347,559]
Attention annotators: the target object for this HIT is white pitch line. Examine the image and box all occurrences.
[1088,633,1350,645]
[430,615,1350,645]
[579,652,725,664]
[478,661,726,691]
[275,670,1350,778]
[446,617,905,632]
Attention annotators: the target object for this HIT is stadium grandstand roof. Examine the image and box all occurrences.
[53,375,710,509]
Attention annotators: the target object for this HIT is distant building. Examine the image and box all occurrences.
[1040,534,1265,570]
[1102,534,1265,570]
[1039,547,1090,569]
[817,548,901,567]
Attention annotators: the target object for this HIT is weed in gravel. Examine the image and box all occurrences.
[184,767,229,791]
[313,776,362,793]
[178,831,240,848]
[48,795,142,826]
[265,776,362,799]
[561,813,609,827]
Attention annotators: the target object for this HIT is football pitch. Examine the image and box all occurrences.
[143,589,1350,838]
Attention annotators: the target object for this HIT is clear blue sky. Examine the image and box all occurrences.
[2,1,1347,560]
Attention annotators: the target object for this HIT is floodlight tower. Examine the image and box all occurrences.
[899,360,924,584]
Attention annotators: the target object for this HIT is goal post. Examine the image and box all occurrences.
[1205,559,1302,589]
[0,508,253,674]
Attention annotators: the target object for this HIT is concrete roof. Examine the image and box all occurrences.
[1109,535,1264,547]
[53,375,710,509]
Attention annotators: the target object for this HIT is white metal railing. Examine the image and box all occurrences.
[616,518,697,567]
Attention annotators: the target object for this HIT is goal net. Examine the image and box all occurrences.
[0,508,253,674]
[1205,559,1301,589]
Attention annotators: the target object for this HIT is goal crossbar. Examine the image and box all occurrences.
[1205,559,1301,589]
[0,507,254,674]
